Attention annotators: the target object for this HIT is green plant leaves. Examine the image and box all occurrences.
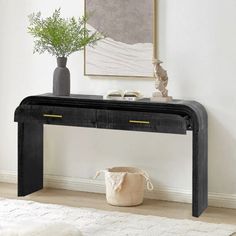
[28,8,104,57]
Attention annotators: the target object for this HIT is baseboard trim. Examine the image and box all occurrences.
[0,170,17,184]
[1,170,236,209]
[44,174,193,203]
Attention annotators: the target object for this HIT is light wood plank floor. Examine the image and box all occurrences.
[0,182,236,225]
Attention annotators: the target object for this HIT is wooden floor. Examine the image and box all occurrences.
[0,182,236,225]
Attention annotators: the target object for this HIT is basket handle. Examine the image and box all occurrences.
[140,171,154,191]
[94,169,126,192]
[94,169,154,191]
[94,170,107,179]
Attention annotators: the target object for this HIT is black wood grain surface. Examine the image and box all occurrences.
[14,94,208,217]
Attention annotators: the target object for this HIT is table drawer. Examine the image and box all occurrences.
[97,110,187,134]
[16,105,96,127]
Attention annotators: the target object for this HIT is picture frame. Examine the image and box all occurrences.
[84,0,158,78]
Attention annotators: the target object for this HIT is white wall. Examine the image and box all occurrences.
[0,0,236,205]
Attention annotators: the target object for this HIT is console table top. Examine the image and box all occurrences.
[19,93,205,112]
[20,93,193,105]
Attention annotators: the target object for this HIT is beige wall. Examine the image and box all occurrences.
[0,0,236,205]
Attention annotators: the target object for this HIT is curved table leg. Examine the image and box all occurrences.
[192,127,208,217]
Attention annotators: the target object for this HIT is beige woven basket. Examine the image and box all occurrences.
[95,167,154,206]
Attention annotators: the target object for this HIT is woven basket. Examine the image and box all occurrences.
[95,167,153,206]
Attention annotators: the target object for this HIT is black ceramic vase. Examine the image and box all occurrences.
[53,57,70,96]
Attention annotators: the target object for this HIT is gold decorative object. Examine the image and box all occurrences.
[129,120,150,124]
[151,59,172,102]
[43,114,63,118]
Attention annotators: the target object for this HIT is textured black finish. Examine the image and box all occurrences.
[16,105,97,127]
[18,122,43,196]
[97,110,187,134]
[14,94,208,217]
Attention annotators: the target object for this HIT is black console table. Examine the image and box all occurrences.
[14,94,208,217]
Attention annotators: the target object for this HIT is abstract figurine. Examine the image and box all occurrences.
[151,59,172,102]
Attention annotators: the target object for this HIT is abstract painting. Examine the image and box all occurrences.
[84,0,156,77]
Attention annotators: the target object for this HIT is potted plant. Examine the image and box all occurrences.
[28,8,103,96]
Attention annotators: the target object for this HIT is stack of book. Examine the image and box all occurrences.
[103,90,143,101]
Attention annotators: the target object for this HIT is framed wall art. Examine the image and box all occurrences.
[84,0,157,78]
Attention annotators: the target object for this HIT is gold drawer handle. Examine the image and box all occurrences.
[129,120,150,124]
[43,114,63,118]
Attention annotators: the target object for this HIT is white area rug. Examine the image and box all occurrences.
[0,198,236,236]
[0,221,82,236]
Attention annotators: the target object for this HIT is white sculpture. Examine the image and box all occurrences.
[151,59,172,102]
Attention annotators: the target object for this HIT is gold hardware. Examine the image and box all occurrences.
[43,114,63,118]
[129,120,150,124]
